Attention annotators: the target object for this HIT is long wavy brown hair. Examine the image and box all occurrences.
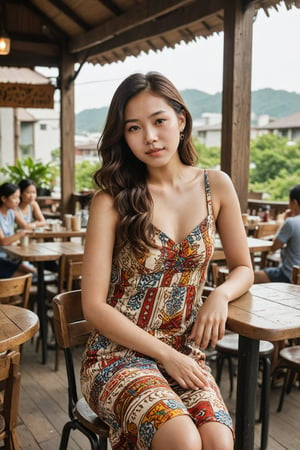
[94,72,198,255]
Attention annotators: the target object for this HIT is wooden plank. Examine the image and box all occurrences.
[60,52,75,216]
[221,0,254,212]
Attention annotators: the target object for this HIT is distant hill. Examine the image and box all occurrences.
[75,88,300,133]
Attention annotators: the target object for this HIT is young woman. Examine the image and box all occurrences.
[0,182,36,278]
[80,72,253,450]
[16,179,46,230]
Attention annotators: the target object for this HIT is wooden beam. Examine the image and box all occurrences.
[60,52,75,216]
[221,0,254,212]
[0,52,59,68]
[70,0,223,53]
[74,0,224,60]
[47,0,91,30]
[95,0,123,16]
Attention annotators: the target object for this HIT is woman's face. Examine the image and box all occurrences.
[124,91,185,168]
[2,189,21,210]
[21,184,37,204]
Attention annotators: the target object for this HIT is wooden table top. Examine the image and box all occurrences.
[0,305,39,352]
[212,236,273,261]
[3,241,84,262]
[227,282,300,341]
[30,227,86,240]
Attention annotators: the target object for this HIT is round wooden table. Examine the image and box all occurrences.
[0,304,39,352]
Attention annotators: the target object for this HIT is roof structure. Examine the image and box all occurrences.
[1,0,299,68]
[261,112,300,129]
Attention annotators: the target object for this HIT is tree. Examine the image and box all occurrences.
[75,160,99,192]
[249,135,300,200]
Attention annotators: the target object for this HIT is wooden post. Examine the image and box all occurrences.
[13,108,19,162]
[60,52,75,216]
[221,0,254,212]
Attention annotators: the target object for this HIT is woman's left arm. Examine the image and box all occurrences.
[31,201,46,228]
[189,170,254,349]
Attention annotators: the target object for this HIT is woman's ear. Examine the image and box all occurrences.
[179,109,186,131]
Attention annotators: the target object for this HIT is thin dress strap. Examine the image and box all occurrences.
[204,170,213,217]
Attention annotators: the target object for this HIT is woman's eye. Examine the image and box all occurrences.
[155,118,166,125]
[127,125,139,132]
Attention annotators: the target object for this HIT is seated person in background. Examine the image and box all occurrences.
[254,184,300,283]
[0,182,37,278]
[16,179,46,230]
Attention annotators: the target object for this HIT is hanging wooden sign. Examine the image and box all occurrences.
[0,82,54,108]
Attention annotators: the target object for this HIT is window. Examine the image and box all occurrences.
[40,123,47,130]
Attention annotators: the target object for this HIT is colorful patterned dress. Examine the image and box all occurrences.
[81,170,233,449]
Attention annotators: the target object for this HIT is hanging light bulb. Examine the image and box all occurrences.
[0,35,10,55]
[0,0,10,55]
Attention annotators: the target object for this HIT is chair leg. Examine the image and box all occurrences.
[75,421,102,449]
[216,354,234,396]
[59,419,104,450]
[98,436,108,450]
[59,421,73,450]
[277,369,289,412]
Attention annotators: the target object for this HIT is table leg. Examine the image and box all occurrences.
[36,261,47,364]
[234,336,259,450]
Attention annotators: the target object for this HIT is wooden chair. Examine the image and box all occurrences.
[0,273,32,309]
[41,254,83,370]
[253,221,280,240]
[276,265,300,412]
[0,350,21,450]
[58,253,83,292]
[52,290,109,450]
[253,222,280,269]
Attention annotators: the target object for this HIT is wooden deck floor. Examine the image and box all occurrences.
[4,339,300,449]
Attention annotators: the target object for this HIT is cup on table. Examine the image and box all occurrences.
[20,234,29,246]
[71,214,81,231]
[52,221,61,232]
[64,214,72,230]
[241,213,249,226]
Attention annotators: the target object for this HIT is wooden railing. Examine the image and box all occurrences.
[247,199,288,219]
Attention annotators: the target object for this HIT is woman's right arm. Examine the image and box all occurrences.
[0,226,27,246]
[82,191,209,391]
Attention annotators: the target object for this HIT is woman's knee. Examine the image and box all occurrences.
[151,415,201,450]
[199,422,234,450]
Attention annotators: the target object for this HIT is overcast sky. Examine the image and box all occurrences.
[41,4,300,113]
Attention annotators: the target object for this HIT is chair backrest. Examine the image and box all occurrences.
[254,222,279,239]
[0,273,32,309]
[0,350,21,444]
[292,266,300,285]
[52,290,93,412]
[58,254,83,292]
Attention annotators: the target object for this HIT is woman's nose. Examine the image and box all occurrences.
[144,127,157,144]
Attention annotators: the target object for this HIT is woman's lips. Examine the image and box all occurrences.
[146,147,163,155]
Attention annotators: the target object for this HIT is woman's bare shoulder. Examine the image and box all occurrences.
[90,190,118,219]
[206,168,232,185]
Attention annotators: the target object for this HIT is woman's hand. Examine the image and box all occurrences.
[160,348,209,390]
[189,290,228,350]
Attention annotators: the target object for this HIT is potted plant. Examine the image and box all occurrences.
[0,157,58,195]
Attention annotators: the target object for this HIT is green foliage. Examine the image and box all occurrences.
[0,157,58,191]
[193,138,220,169]
[249,135,300,201]
[75,160,100,192]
